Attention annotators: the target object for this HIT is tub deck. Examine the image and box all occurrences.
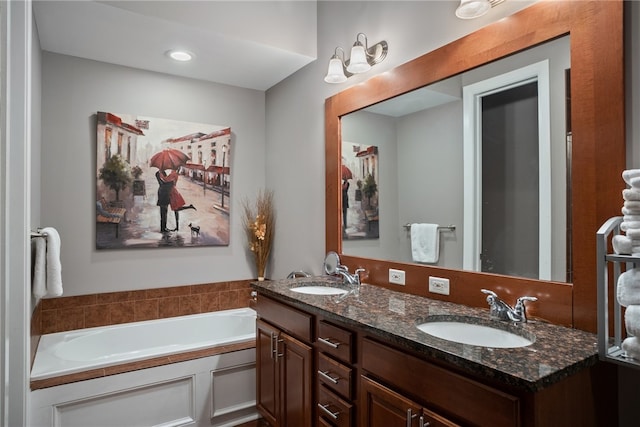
[31,338,255,390]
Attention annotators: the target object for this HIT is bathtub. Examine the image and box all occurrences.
[30,307,258,427]
[31,307,256,380]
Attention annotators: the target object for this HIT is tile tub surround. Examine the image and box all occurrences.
[252,277,600,392]
[33,279,254,335]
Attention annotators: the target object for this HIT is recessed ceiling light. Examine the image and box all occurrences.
[166,50,194,62]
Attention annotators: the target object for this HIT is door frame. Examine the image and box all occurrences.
[462,60,552,280]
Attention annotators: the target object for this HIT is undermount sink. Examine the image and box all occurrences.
[416,318,534,348]
[290,286,349,296]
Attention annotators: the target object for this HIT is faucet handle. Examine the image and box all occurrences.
[516,296,538,305]
[481,289,498,298]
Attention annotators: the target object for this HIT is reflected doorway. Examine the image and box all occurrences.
[463,60,552,280]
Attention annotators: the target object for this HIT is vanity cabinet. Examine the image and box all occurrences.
[316,319,356,427]
[360,375,459,427]
[256,297,313,427]
[254,288,604,427]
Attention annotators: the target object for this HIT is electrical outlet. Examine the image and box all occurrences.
[389,268,406,285]
[429,276,450,295]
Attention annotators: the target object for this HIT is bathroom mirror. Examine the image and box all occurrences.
[324,251,340,275]
[325,1,624,331]
[341,36,570,282]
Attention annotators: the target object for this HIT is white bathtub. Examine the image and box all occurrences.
[30,307,258,427]
[31,307,256,381]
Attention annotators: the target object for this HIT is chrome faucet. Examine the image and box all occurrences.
[481,289,537,323]
[335,265,365,287]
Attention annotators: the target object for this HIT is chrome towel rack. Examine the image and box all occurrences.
[30,229,47,238]
[403,223,456,232]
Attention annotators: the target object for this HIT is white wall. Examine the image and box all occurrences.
[265,0,536,280]
[40,53,266,296]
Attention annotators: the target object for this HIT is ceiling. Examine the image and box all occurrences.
[33,1,318,91]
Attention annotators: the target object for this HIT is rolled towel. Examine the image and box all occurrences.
[622,336,640,360]
[612,235,640,255]
[621,221,640,232]
[623,188,640,201]
[625,200,640,210]
[618,268,640,307]
[626,306,640,337]
[623,169,640,186]
[631,176,640,190]
[622,206,640,216]
[626,228,640,240]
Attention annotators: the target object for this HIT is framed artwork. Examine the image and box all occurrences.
[96,111,231,249]
[342,141,379,240]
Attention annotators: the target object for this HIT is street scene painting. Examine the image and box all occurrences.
[96,112,231,249]
[342,141,379,240]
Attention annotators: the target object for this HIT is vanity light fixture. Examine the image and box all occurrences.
[455,0,507,19]
[166,49,194,62]
[324,33,388,84]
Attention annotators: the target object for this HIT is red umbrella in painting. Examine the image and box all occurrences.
[342,164,353,180]
[149,148,190,170]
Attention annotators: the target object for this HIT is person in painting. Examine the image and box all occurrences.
[157,169,196,231]
[156,170,174,233]
[342,178,350,235]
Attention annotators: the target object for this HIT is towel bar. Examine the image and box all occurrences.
[30,229,47,238]
[403,223,456,232]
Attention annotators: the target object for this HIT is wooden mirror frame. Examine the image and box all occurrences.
[325,1,624,332]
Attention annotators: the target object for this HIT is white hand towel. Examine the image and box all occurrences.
[32,236,47,299]
[617,268,640,307]
[623,169,640,186]
[411,223,439,264]
[622,206,640,216]
[623,189,640,201]
[625,305,640,337]
[622,336,640,360]
[624,215,640,222]
[41,227,63,297]
[630,176,640,190]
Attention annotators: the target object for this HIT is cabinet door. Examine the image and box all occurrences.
[257,319,279,427]
[420,408,461,427]
[360,376,422,427]
[281,332,313,427]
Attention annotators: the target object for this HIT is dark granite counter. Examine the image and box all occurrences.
[251,277,599,392]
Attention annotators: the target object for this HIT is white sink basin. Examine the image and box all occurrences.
[290,286,349,296]
[417,320,534,348]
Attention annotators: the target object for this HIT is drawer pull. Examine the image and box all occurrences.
[419,416,430,427]
[317,403,340,420]
[318,337,341,348]
[318,370,340,384]
[406,409,418,427]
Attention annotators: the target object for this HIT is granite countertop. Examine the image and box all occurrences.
[251,276,599,393]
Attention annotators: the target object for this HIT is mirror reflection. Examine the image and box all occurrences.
[341,36,570,282]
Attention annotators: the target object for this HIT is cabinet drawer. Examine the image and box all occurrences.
[256,295,313,342]
[317,385,353,427]
[318,353,353,399]
[361,338,520,427]
[317,320,354,363]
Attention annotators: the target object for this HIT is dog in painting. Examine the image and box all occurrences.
[188,223,200,237]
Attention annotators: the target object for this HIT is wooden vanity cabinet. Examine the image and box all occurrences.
[315,319,357,427]
[256,296,314,427]
[360,375,460,427]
